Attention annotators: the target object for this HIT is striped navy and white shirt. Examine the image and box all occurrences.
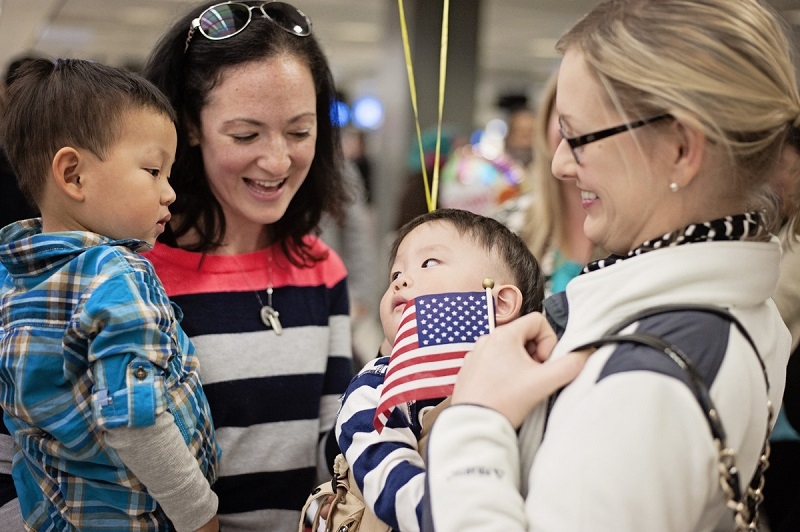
[147,236,354,531]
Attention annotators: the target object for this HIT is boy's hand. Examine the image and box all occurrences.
[195,515,220,532]
[451,312,588,428]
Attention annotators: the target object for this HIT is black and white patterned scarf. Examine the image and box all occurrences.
[582,212,764,274]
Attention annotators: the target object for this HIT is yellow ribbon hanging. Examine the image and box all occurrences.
[397,0,450,213]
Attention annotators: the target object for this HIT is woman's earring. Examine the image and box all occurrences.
[669,182,679,193]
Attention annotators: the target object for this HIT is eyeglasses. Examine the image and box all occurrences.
[560,114,672,165]
[185,1,312,52]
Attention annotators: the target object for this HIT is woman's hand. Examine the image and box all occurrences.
[451,312,589,428]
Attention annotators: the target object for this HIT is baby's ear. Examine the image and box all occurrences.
[493,284,523,326]
[52,147,85,201]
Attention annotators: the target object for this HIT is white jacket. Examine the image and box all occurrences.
[426,239,790,532]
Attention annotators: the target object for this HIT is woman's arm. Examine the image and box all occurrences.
[104,412,218,532]
[425,313,587,531]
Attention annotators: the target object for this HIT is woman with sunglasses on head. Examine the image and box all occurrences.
[143,2,353,530]
[424,1,798,531]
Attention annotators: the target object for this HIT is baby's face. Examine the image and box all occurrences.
[380,221,501,346]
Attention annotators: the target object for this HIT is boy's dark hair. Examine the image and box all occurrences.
[4,53,47,87]
[390,208,545,315]
[143,0,349,266]
[0,58,176,207]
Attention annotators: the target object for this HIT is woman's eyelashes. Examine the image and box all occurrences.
[231,133,257,143]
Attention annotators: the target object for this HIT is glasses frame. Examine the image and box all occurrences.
[185,1,312,52]
[560,114,672,165]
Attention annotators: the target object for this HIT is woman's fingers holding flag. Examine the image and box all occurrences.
[451,312,588,428]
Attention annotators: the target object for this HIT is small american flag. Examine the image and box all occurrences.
[373,291,494,433]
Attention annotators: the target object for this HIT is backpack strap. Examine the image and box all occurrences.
[298,454,340,532]
[570,304,772,531]
[600,304,767,389]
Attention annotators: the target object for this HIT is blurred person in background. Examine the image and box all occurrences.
[504,106,535,168]
[763,125,800,532]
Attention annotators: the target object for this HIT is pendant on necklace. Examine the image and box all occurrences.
[260,305,283,335]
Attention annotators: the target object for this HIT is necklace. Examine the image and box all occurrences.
[233,249,283,335]
[256,288,283,334]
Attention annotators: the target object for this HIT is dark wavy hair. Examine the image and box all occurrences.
[143,0,348,265]
[390,209,545,315]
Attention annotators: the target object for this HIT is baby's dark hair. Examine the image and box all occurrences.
[0,58,176,207]
[390,208,544,315]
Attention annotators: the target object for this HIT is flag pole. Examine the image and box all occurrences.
[482,278,495,333]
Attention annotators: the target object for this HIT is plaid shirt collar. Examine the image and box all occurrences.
[0,218,150,278]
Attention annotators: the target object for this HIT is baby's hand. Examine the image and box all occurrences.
[195,515,220,532]
[452,312,587,428]
[319,495,334,520]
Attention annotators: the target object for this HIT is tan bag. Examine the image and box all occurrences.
[300,398,451,532]
[300,453,392,532]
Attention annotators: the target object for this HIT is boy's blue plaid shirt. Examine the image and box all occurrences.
[0,219,219,530]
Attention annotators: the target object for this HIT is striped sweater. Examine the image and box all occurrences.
[336,356,444,532]
[146,238,354,531]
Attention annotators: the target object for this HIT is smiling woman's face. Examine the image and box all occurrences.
[552,49,678,255]
[191,55,317,245]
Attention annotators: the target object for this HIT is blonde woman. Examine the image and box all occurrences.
[427,0,797,530]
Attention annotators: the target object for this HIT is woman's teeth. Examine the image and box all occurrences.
[581,190,598,201]
[248,178,284,190]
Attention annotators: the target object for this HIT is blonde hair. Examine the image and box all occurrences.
[556,0,800,235]
[519,70,605,264]
[520,71,560,260]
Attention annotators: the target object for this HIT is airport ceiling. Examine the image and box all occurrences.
[1,0,798,120]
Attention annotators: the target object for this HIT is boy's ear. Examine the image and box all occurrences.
[493,284,523,326]
[52,147,85,201]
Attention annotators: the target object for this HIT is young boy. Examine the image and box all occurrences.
[0,58,220,531]
[335,209,544,531]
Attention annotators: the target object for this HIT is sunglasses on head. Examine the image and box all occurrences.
[185,1,312,52]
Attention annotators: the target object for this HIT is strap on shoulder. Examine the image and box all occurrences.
[598,304,767,391]
[570,303,774,517]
